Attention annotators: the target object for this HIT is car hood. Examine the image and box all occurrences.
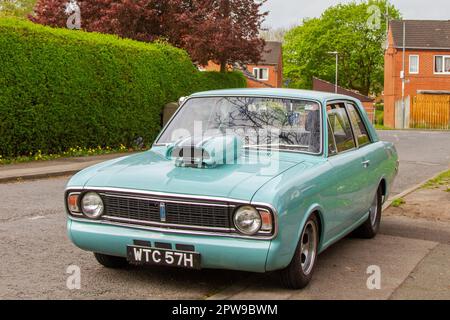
[80,148,303,201]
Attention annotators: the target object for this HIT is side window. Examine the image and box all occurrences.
[346,103,371,147]
[327,103,356,153]
[327,120,337,156]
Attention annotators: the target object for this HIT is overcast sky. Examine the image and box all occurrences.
[262,0,450,29]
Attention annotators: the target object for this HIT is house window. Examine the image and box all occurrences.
[409,55,419,74]
[253,68,269,81]
[434,55,450,74]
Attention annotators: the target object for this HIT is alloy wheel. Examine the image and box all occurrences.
[300,220,318,275]
[369,193,379,227]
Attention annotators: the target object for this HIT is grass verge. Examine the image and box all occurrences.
[0,145,137,166]
[374,124,393,130]
[422,170,450,190]
[391,198,406,207]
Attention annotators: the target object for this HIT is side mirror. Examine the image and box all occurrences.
[178,96,187,105]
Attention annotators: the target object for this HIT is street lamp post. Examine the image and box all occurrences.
[401,21,407,129]
[327,51,339,93]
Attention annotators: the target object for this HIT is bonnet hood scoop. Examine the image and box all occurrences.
[166,135,243,168]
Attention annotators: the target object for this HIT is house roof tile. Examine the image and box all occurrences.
[390,20,450,50]
[312,77,374,103]
[259,41,282,65]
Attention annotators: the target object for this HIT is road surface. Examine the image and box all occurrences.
[378,130,450,195]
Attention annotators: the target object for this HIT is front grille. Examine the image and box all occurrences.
[101,193,232,230]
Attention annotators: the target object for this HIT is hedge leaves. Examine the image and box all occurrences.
[0,18,246,158]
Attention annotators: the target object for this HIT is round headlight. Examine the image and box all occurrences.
[233,206,261,235]
[81,192,104,219]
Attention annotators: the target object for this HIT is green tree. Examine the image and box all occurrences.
[283,0,400,96]
[0,0,36,18]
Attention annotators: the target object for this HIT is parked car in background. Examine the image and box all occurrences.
[65,89,398,289]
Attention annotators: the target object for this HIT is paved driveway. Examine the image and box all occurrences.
[377,130,450,196]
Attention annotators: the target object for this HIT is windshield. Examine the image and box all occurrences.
[157,96,322,154]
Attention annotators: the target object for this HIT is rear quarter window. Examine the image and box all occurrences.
[327,103,356,153]
[346,103,371,147]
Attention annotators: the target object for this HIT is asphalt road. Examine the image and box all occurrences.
[0,130,449,299]
[377,130,450,195]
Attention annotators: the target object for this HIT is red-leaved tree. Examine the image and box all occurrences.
[30,0,267,71]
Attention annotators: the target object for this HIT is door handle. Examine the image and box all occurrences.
[362,160,371,168]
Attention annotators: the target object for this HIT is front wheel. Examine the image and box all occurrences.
[279,215,319,289]
[354,187,382,239]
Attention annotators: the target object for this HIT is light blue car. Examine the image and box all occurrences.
[65,89,398,289]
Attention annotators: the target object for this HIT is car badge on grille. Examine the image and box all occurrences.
[159,202,166,222]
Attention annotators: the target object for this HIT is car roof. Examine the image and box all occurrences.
[189,88,361,104]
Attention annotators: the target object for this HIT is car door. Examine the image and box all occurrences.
[345,102,382,213]
[325,102,367,232]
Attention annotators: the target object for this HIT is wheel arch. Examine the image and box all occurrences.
[297,204,325,251]
[264,203,326,272]
[378,177,388,202]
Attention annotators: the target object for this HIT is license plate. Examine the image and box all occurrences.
[126,245,201,269]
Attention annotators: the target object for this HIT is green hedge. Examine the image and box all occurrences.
[0,18,246,158]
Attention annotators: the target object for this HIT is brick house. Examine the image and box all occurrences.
[202,41,283,88]
[384,20,450,128]
[245,41,283,88]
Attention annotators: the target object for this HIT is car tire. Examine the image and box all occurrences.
[354,186,382,239]
[279,214,319,289]
[94,253,128,269]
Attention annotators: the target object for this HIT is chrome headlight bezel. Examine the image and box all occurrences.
[80,192,104,219]
[233,205,262,235]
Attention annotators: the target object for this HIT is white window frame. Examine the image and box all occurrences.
[253,67,269,81]
[409,55,419,74]
[434,55,450,75]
